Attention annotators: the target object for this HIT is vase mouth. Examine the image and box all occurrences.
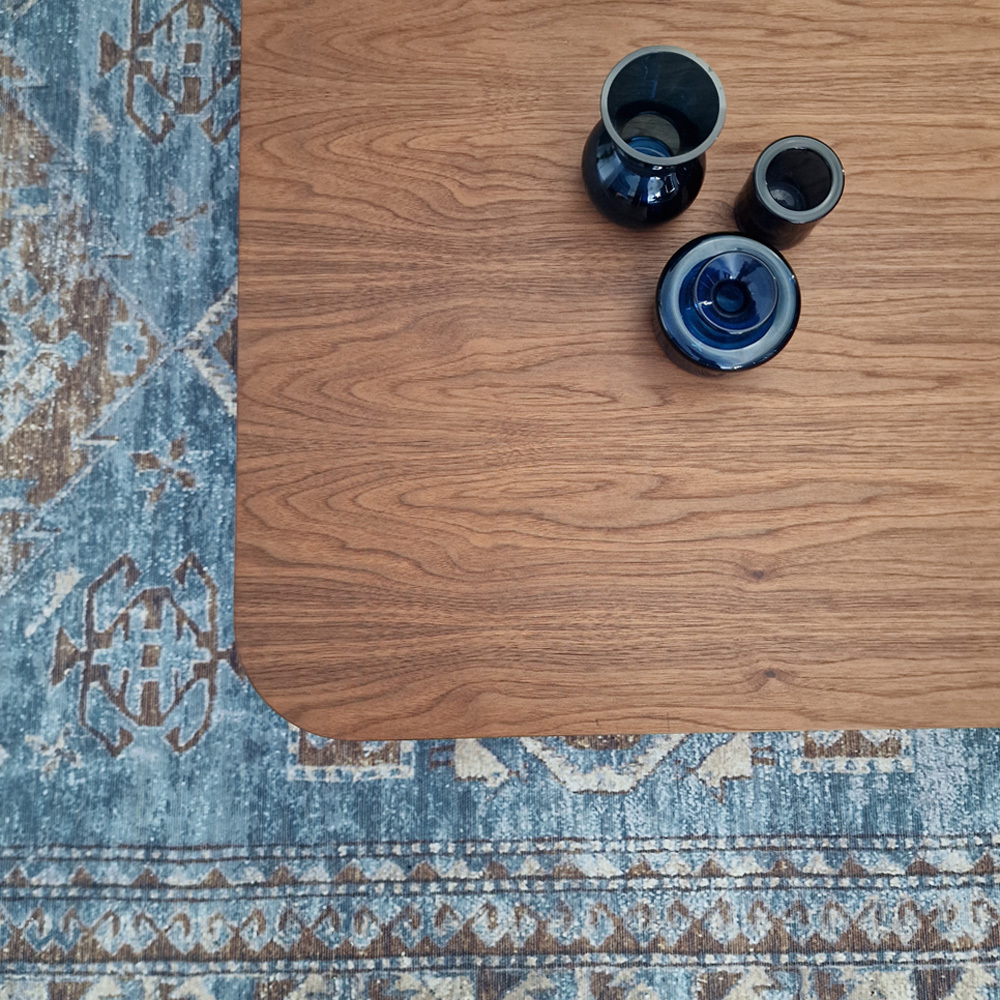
[600,46,726,168]
[753,136,845,224]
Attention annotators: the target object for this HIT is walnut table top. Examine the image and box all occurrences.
[237,0,1000,738]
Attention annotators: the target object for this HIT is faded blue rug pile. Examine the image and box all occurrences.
[1,1,998,995]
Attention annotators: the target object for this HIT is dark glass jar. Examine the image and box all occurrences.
[655,233,801,375]
[734,136,845,249]
[582,46,726,228]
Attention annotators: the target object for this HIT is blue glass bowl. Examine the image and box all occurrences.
[655,233,801,374]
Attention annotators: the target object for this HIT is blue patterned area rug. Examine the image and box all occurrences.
[1,1,999,996]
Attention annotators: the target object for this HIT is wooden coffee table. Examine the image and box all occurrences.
[237,0,1000,739]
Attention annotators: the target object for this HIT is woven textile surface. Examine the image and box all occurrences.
[1,1,999,995]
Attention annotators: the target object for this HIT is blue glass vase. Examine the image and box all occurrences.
[734,136,845,249]
[582,46,726,228]
[655,233,801,374]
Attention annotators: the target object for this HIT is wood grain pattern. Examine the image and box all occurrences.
[237,0,1000,739]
